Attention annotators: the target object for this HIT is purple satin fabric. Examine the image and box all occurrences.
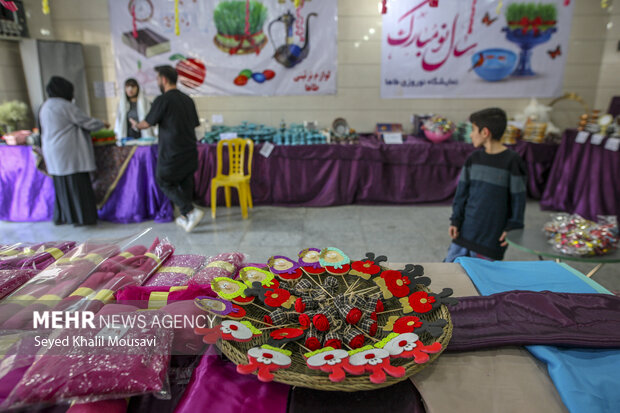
[447,290,620,352]
[175,348,289,413]
[541,129,620,220]
[98,146,173,223]
[1,138,557,222]
[511,140,558,199]
[0,146,54,222]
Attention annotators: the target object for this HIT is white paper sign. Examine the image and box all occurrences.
[383,133,404,144]
[604,137,620,152]
[260,141,275,158]
[590,134,604,145]
[93,81,117,98]
[575,131,589,144]
[219,132,237,140]
[211,114,224,124]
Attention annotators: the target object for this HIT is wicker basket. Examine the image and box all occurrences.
[218,267,452,391]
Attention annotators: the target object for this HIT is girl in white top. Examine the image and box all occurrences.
[114,78,156,139]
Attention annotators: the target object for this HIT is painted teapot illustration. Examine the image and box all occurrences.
[268,10,317,68]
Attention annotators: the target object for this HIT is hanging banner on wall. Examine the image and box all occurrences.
[381,0,574,98]
[108,0,337,96]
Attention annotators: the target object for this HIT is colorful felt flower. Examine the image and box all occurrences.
[194,296,235,316]
[238,267,278,288]
[237,345,292,382]
[374,270,411,299]
[232,294,255,305]
[319,247,350,274]
[305,347,353,382]
[298,248,326,274]
[194,320,261,344]
[399,291,436,314]
[392,316,424,333]
[344,346,406,384]
[349,260,382,280]
[269,327,305,344]
[268,256,303,280]
[262,288,293,308]
[210,277,247,300]
[377,333,443,363]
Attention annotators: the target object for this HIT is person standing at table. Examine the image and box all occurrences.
[130,65,204,232]
[114,78,156,140]
[39,76,108,226]
[444,108,527,262]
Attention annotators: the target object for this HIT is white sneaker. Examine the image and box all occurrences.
[175,215,188,229]
[184,208,205,233]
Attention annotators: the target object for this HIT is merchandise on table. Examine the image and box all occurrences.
[197,248,456,390]
[0,241,76,270]
[190,252,246,285]
[422,116,455,143]
[543,213,619,256]
[144,254,207,286]
[0,269,39,300]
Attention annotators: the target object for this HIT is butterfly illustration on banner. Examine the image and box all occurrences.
[547,45,561,59]
[481,12,498,26]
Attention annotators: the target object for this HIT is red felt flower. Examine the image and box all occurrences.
[370,312,378,321]
[348,334,366,349]
[324,338,342,349]
[263,315,274,325]
[369,322,378,337]
[351,260,381,276]
[381,270,411,298]
[228,304,246,319]
[305,336,322,351]
[345,308,363,325]
[312,314,330,332]
[270,328,304,341]
[263,288,291,308]
[376,300,384,312]
[393,316,423,334]
[298,313,311,329]
[294,297,306,313]
[407,292,435,314]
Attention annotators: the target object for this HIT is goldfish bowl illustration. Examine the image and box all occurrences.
[471,48,517,82]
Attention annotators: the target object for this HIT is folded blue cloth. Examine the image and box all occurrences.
[456,258,618,413]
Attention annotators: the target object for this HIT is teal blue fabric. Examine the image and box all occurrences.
[456,258,618,413]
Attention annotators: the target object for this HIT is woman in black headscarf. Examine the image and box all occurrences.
[39,76,109,226]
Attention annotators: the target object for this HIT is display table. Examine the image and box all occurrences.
[506,228,620,277]
[0,137,558,223]
[541,129,620,220]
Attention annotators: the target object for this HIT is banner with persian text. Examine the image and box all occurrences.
[381,0,574,98]
[108,0,337,96]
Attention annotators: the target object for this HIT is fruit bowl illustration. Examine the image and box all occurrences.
[471,48,518,82]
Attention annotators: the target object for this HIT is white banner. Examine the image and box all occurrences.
[381,0,574,98]
[108,0,337,96]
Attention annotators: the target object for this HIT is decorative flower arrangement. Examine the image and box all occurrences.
[543,214,618,256]
[0,101,28,134]
[213,1,268,55]
[197,247,457,390]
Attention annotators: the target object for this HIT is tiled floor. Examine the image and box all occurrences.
[1,200,618,293]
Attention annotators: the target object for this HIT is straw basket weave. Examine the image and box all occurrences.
[218,266,452,391]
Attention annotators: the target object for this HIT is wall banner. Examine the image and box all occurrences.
[109,0,337,96]
[381,0,574,98]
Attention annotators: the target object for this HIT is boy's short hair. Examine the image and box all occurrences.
[154,65,178,85]
[469,108,507,141]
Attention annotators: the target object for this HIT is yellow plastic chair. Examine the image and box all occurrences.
[211,138,254,219]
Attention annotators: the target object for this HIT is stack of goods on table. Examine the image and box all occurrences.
[543,214,619,256]
[0,241,76,299]
[201,122,276,144]
[0,232,251,411]
[90,129,116,146]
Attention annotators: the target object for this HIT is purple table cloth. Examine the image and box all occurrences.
[0,138,557,223]
[541,129,620,220]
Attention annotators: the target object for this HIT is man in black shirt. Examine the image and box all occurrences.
[131,65,204,232]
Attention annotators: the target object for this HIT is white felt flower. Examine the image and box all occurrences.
[306,349,349,367]
[348,348,390,367]
[382,333,420,356]
[220,320,253,341]
[248,347,292,366]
